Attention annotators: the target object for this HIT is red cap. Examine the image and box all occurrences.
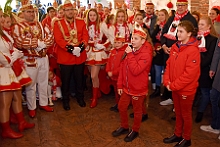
[176,0,188,4]
[132,22,147,39]
[20,0,34,11]
[63,0,73,8]
[114,32,126,42]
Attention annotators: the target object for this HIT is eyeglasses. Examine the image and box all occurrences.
[64,9,74,11]
[176,4,187,7]
[25,10,35,13]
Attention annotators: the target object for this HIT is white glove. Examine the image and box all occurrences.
[72,47,81,57]
[11,50,24,65]
[95,43,105,50]
[36,40,46,51]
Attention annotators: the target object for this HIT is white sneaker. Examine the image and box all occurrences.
[200,125,220,134]
[22,96,27,106]
[160,98,173,106]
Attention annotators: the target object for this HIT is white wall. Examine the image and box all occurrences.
[209,0,220,10]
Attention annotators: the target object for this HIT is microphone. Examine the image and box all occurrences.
[121,44,133,60]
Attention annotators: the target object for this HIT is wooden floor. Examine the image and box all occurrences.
[0,88,220,147]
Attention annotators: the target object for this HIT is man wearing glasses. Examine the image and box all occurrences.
[53,0,89,110]
[12,0,54,118]
[160,0,198,106]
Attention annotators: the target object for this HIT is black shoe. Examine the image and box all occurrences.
[112,127,129,137]
[171,116,176,120]
[63,102,70,111]
[77,98,86,107]
[142,114,148,122]
[161,87,169,100]
[124,130,139,142]
[110,104,118,112]
[174,139,191,147]
[150,86,161,98]
[129,113,134,118]
[195,112,203,123]
[163,134,183,143]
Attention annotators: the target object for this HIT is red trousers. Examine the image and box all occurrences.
[172,92,195,140]
[118,92,145,132]
[142,96,147,115]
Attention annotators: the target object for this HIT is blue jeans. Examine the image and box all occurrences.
[198,88,211,112]
[154,65,164,86]
[210,88,220,129]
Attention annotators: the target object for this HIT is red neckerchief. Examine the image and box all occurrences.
[145,13,153,28]
[156,21,166,41]
[163,10,188,40]
[3,27,12,36]
[198,30,210,36]
[145,14,153,20]
[98,11,104,20]
[197,30,210,52]
[114,22,130,42]
[107,23,111,29]
[212,18,216,24]
[174,10,188,21]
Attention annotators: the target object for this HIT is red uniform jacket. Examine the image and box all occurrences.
[163,37,200,95]
[128,15,135,24]
[117,41,153,96]
[42,16,52,28]
[42,16,58,69]
[53,18,89,65]
[106,44,127,81]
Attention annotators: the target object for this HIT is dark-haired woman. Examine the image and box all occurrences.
[163,21,200,147]
[209,7,220,24]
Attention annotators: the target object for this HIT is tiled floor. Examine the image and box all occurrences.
[0,89,219,147]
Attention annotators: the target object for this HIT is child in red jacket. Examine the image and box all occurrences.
[112,23,153,142]
[163,21,200,147]
[106,34,128,112]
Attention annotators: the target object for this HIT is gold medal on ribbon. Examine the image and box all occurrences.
[73,38,78,44]
[70,29,76,36]
[33,29,39,36]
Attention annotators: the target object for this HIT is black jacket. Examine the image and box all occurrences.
[151,25,164,66]
[160,12,198,65]
[199,34,218,88]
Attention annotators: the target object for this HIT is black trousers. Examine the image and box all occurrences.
[60,63,85,103]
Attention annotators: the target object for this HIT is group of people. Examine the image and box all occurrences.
[0,0,220,146]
